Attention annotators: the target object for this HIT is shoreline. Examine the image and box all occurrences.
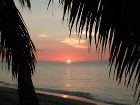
[0,86,109,105]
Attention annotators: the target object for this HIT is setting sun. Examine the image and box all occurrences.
[67,59,71,63]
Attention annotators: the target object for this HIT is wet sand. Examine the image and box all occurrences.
[0,86,109,105]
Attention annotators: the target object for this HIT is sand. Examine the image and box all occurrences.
[0,86,109,105]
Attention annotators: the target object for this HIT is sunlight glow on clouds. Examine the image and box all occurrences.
[61,38,87,49]
[73,30,95,35]
[38,34,50,38]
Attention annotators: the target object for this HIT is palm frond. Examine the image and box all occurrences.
[0,0,38,105]
[49,0,140,101]
[18,0,31,8]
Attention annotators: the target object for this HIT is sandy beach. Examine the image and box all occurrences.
[0,86,109,105]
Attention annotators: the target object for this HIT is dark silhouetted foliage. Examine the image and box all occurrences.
[0,0,140,104]
[0,0,38,105]
[49,0,140,102]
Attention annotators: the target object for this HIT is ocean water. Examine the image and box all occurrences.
[0,62,139,105]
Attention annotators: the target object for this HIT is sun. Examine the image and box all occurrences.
[67,59,71,63]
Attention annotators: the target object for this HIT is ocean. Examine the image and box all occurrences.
[0,62,139,105]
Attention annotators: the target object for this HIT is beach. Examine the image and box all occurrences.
[0,86,109,105]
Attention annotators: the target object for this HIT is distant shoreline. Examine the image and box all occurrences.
[0,86,108,105]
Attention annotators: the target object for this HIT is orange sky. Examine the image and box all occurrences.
[17,1,109,63]
[35,38,109,62]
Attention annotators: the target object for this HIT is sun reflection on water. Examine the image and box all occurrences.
[62,95,68,98]
[65,83,72,88]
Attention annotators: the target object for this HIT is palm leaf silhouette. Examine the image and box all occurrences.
[1,0,140,104]
[0,0,38,105]
[49,0,140,101]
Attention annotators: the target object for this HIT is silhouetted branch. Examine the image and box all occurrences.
[48,0,140,102]
[0,0,38,105]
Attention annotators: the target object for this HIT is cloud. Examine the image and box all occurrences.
[61,38,87,49]
[38,34,50,38]
[72,30,98,37]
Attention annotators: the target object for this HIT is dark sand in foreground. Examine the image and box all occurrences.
[0,86,108,105]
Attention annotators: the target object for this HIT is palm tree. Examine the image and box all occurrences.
[49,0,140,101]
[0,0,38,105]
[0,0,140,104]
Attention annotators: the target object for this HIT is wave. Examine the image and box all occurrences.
[0,81,131,105]
[0,81,17,88]
[36,88,129,105]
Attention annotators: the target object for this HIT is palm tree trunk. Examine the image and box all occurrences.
[18,68,38,105]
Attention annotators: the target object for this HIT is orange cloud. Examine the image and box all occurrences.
[61,38,87,49]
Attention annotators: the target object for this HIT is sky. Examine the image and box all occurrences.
[16,0,109,62]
